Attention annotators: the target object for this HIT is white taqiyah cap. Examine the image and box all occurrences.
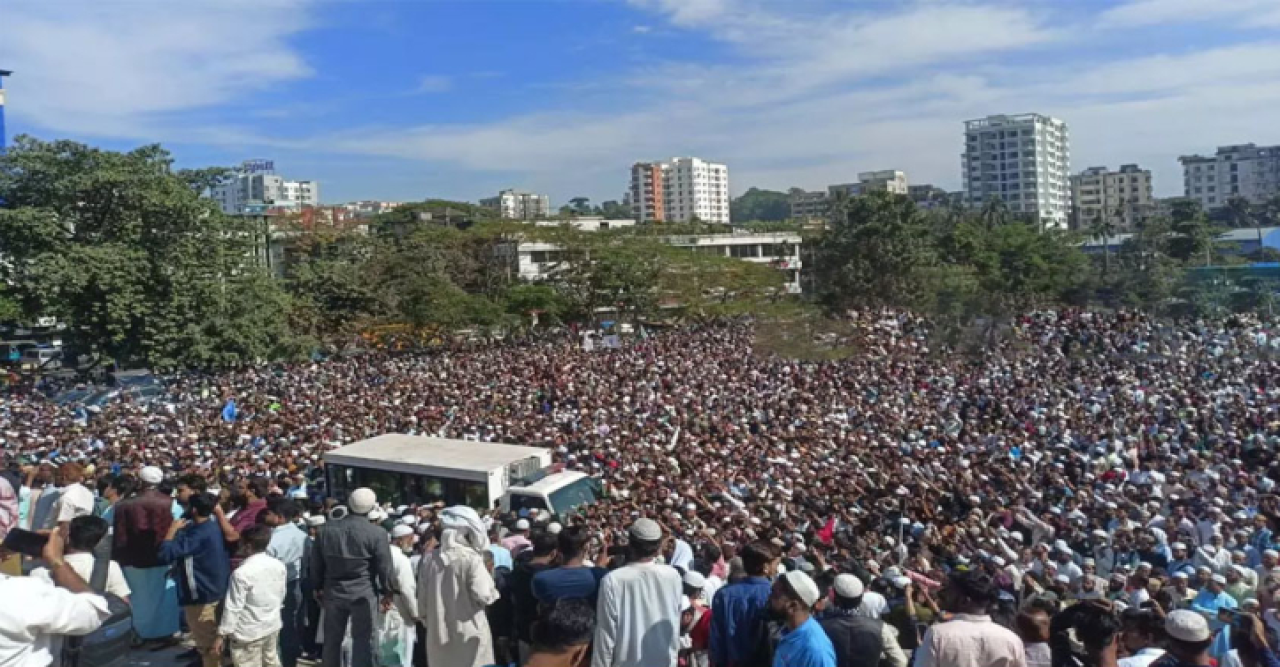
[683,571,706,590]
[782,571,821,608]
[515,519,530,531]
[349,488,377,515]
[139,466,164,485]
[1165,610,1211,642]
[833,573,864,599]
[390,525,414,539]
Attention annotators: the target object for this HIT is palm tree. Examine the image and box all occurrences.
[980,196,1008,229]
[1090,213,1117,275]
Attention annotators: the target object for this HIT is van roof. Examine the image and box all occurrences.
[325,434,550,475]
[507,470,589,495]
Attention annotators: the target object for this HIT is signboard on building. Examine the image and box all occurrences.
[241,159,275,175]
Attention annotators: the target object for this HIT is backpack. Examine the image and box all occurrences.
[61,537,133,667]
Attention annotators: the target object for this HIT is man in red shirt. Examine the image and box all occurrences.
[112,466,181,644]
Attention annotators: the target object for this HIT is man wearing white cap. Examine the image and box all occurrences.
[311,487,395,667]
[1162,610,1213,666]
[819,574,907,667]
[379,524,419,667]
[112,464,182,644]
[1190,573,1237,631]
[768,570,836,667]
[593,518,683,667]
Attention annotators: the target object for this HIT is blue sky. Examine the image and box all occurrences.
[4,0,1280,207]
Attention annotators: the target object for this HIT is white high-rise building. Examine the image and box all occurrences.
[629,157,730,224]
[480,189,551,220]
[211,160,320,214]
[1179,144,1280,211]
[963,114,1071,228]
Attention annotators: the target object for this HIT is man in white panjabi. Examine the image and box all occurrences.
[417,505,500,667]
[378,525,419,667]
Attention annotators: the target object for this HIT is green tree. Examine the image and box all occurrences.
[1089,214,1117,275]
[730,188,791,222]
[812,191,941,311]
[1167,199,1214,266]
[599,200,631,219]
[0,136,295,368]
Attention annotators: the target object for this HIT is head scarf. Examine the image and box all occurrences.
[439,505,490,555]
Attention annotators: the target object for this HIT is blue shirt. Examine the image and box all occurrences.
[488,544,513,571]
[268,522,310,581]
[772,617,836,667]
[158,519,230,606]
[532,566,608,605]
[711,576,772,667]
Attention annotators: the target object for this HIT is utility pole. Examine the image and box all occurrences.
[0,69,12,152]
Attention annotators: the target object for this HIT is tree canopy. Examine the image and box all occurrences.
[730,187,791,222]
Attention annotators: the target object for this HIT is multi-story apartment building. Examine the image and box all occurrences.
[963,114,1071,228]
[211,160,320,214]
[629,157,730,224]
[789,189,831,221]
[1069,164,1154,230]
[828,170,909,199]
[479,189,551,220]
[1179,144,1280,211]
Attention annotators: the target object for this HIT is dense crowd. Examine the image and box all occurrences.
[6,310,1280,667]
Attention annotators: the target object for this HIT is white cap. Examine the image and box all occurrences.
[349,488,377,515]
[139,466,164,485]
[1211,574,1227,585]
[515,519,531,531]
[305,515,326,527]
[390,525,414,538]
[781,571,821,608]
[833,573,864,599]
[547,522,563,535]
[683,570,706,590]
[1172,542,1187,550]
[1166,610,1211,642]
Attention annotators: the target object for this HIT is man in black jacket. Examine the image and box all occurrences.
[819,574,908,667]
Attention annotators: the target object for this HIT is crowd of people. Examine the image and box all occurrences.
[4,310,1280,667]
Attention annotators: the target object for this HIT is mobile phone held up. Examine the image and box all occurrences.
[2,528,49,558]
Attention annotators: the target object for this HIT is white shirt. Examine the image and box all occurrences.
[217,553,286,643]
[1118,647,1166,667]
[53,484,94,525]
[593,561,683,667]
[31,553,131,600]
[0,574,110,667]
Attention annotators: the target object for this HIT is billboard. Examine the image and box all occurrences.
[241,159,275,175]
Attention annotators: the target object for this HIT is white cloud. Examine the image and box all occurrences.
[0,0,313,136]
[416,75,454,94]
[1098,0,1280,28]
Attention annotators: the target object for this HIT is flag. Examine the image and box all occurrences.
[221,398,238,423]
[817,516,836,545]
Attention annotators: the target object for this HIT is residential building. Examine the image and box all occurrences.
[963,113,1071,228]
[211,160,320,214]
[513,231,801,293]
[828,170,909,199]
[629,157,730,224]
[533,217,636,232]
[789,189,830,221]
[1179,144,1280,211]
[0,69,10,151]
[479,189,551,220]
[1069,164,1154,230]
[342,200,405,218]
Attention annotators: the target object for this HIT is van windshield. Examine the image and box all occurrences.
[548,478,597,517]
